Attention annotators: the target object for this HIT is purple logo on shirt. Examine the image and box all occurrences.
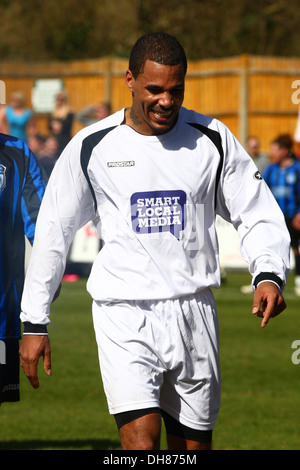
[131,190,186,239]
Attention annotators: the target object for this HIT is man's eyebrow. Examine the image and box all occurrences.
[146,84,163,90]
[146,84,184,91]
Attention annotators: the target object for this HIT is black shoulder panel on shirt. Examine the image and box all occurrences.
[80,126,117,212]
[187,122,224,208]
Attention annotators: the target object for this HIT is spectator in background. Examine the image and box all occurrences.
[263,134,300,295]
[27,133,45,160]
[0,91,37,142]
[49,91,74,154]
[268,134,295,162]
[241,133,295,295]
[75,101,111,126]
[38,136,59,178]
[246,136,269,173]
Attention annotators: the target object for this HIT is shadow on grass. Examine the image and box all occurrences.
[0,439,121,450]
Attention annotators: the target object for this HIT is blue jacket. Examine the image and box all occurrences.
[0,133,47,339]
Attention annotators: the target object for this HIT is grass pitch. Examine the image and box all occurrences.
[0,271,299,450]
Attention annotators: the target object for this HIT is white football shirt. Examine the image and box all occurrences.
[20,107,290,327]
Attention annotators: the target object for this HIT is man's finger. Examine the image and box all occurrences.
[28,364,40,388]
[252,299,275,328]
[43,343,52,376]
[20,357,40,389]
[261,306,273,328]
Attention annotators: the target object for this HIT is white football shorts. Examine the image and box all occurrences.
[92,288,221,431]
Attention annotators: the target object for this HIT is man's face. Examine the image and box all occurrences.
[247,138,259,158]
[125,60,185,136]
[270,143,288,163]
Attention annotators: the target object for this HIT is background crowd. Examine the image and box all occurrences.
[0,90,111,178]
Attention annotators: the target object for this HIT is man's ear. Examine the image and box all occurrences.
[125,69,135,93]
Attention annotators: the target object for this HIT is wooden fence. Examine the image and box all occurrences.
[1,54,300,153]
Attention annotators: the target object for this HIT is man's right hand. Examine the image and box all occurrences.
[19,335,52,389]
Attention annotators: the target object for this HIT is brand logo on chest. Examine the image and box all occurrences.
[107,161,135,168]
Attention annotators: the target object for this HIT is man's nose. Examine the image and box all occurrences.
[158,92,173,107]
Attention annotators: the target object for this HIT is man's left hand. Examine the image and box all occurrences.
[252,281,286,328]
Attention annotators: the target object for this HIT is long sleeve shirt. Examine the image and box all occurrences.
[20,108,290,330]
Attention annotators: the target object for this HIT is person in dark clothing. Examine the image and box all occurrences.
[0,133,47,403]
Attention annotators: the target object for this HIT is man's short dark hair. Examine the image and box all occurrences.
[129,32,187,78]
[272,134,293,150]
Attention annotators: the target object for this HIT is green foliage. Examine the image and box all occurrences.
[0,272,299,450]
[0,0,300,62]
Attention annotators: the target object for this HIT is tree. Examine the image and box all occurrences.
[0,0,299,62]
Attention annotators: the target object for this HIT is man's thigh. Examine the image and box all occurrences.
[92,300,164,414]
[118,411,162,450]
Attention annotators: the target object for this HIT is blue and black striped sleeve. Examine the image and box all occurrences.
[21,142,48,244]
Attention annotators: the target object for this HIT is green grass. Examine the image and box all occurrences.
[214,272,300,450]
[0,272,300,450]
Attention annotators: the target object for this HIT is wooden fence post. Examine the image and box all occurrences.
[104,57,113,105]
[239,54,249,147]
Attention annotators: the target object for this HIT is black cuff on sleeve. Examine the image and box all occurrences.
[23,322,48,334]
[254,272,283,289]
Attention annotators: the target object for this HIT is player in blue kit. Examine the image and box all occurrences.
[263,134,300,295]
[19,33,290,449]
[0,133,47,403]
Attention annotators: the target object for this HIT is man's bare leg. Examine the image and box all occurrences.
[119,412,161,450]
[167,435,211,450]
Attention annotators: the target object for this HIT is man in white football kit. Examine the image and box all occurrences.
[19,33,290,450]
